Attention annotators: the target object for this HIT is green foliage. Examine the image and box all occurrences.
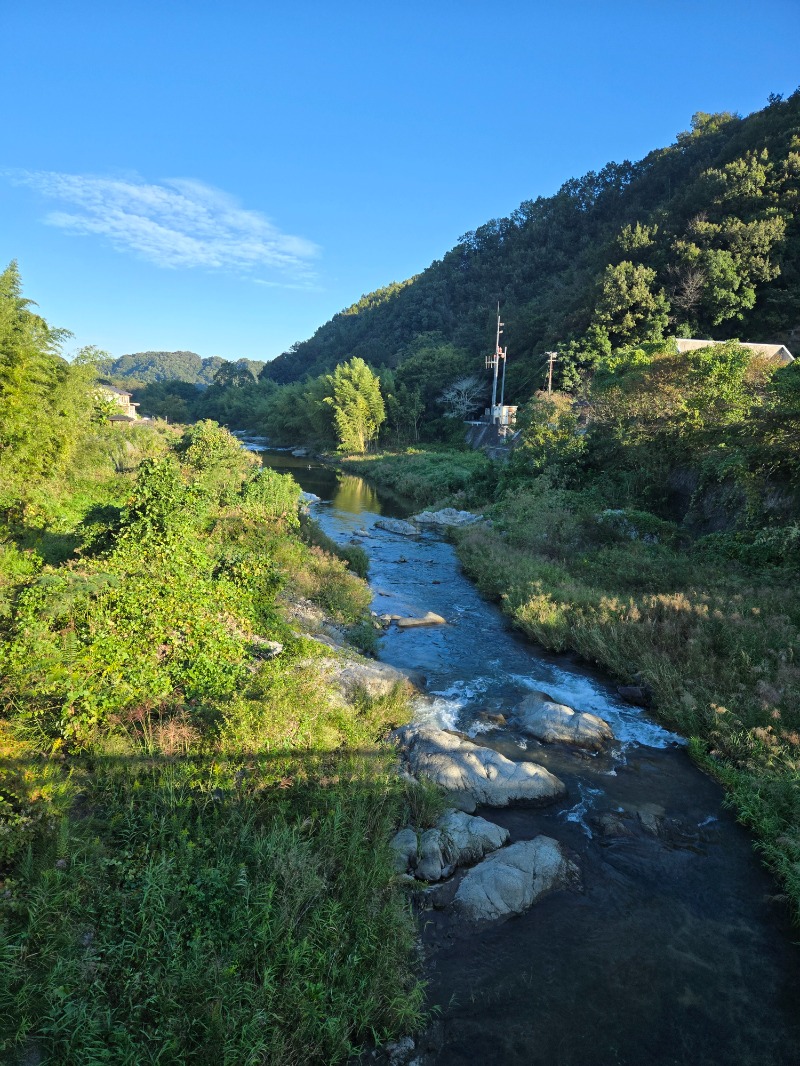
[593,261,670,345]
[242,466,302,523]
[0,262,95,516]
[345,448,493,507]
[323,357,386,454]
[0,379,421,1062]
[176,419,258,504]
[504,393,587,484]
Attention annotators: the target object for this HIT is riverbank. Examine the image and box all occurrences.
[0,424,425,1064]
[343,447,800,920]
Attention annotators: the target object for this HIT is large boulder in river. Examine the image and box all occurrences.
[453,836,579,922]
[389,809,509,881]
[393,725,565,807]
[374,517,419,536]
[513,693,613,751]
[393,611,446,628]
[411,508,483,529]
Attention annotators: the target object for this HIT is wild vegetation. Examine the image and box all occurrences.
[0,264,425,1064]
[345,333,800,916]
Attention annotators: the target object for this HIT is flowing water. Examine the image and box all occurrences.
[248,440,800,1065]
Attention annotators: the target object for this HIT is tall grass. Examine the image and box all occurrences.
[455,513,800,915]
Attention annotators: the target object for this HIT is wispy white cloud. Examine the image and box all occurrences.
[3,169,320,280]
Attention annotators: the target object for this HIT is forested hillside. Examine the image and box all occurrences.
[102,350,266,388]
[263,92,800,396]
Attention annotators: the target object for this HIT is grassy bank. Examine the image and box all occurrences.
[1,422,423,1065]
[348,445,800,918]
[342,448,493,508]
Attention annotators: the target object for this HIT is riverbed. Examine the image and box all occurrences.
[251,442,800,1065]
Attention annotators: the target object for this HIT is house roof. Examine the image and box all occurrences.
[99,384,133,398]
[675,339,794,364]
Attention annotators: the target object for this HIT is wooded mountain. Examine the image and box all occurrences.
[262,91,800,396]
[104,351,265,387]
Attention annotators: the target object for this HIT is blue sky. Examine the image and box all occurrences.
[2,1,799,363]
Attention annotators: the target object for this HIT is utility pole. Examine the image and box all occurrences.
[486,303,507,423]
[546,351,558,395]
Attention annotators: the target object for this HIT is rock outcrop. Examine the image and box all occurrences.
[335,658,424,699]
[512,693,613,751]
[389,809,509,881]
[453,836,579,922]
[393,725,565,807]
[411,508,483,529]
[374,518,419,536]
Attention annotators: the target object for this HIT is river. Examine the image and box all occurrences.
[250,441,800,1066]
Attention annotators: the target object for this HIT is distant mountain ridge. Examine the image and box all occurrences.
[104,351,266,388]
[262,91,800,396]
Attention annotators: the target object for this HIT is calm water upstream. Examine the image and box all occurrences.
[248,440,800,1066]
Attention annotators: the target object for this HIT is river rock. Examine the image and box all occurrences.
[291,447,310,457]
[389,809,509,881]
[412,508,483,529]
[453,836,579,922]
[513,693,613,751]
[617,684,651,706]
[394,612,446,628]
[389,827,419,873]
[393,725,565,807]
[438,808,508,864]
[635,802,665,835]
[336,658,423,698]
[375,518,419,536]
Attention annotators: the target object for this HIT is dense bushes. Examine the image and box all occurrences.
[1,373,421,1061]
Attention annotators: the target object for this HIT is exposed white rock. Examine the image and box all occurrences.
[453,836,579,922]
[393,725,565,807]
[389,809,509,881]
[438,808,508,864]
[513,693,613,751]
[393,612,446,628]
[374,517,419,536]
[411,508,483,529]
[335,658,422,699]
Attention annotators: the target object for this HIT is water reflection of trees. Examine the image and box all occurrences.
[333,473,382,515]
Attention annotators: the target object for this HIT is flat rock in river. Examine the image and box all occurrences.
[393,724,565,807]
[453,836,579,922]
[374,518,419,536]
[513,693,613,751]
[411,508,483,529]
[394,612,446,628]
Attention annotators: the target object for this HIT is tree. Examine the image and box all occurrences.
[437,375,486,419]
[212,360,256,389]
[0,261,92,515]
[323,358,385,454]
[594,261,670,345]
